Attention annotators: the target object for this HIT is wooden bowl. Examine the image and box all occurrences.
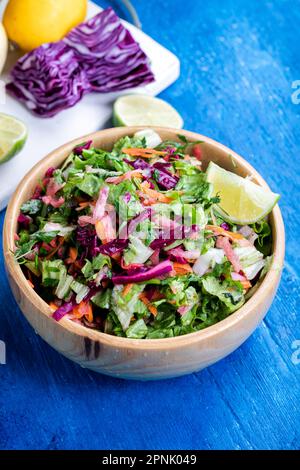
[3,127,285,380]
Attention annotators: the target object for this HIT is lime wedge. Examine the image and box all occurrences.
[113,95,183,128]
[206,161,280,224]
[0,113,28,164]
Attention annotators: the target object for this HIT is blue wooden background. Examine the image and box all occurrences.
[0,0,299,450]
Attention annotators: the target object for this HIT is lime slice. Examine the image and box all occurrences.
[113,95,183,128]
[0,113,28,164]
[206,161,280,224]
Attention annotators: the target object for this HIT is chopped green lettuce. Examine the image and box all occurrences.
[42,260,64,287]
[111,284,145,331]
[76,173,102,197]
[112,135,146,154]
[126,319,148,339]
[123,236,154,265]
[55,272,74,300]
[202,276,244,313]
[20,199,42,215]
[91,289,112,309]
[234,245,265,280]
[251,220,272,255]
[70,280,90,304]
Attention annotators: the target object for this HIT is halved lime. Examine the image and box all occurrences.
[113,95,183,128]
[206,161,280,224]
[0,113,28,164]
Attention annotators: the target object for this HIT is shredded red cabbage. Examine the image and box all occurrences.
[6,43,91,118]
[64,8,154,92]
[112,260,173,284]
[45,167,56,178]
[153,168,179,190]
[119,208,152,239]
[150,237,174,250]
[167,253,187,264]
[150,225,199,249]
[153,162,172,171]
[123,192,132,204]
[220,222,230,231]
[76,226,100,258]
[126,158,178,190]
[122,265,149,276]
[144,286,159,301]
[83,286,103,302]
[73,140,93,155]
[18,213,32,228]
[52,299,76,321]
[7,8,154,117]
[97,238,129,256]
[125,158,150,170]
[127,208,152,236]
[32,185,43,200]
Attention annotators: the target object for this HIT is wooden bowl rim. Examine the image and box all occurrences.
[3,126,285,350]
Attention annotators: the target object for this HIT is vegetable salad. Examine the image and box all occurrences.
[15,130,273,339]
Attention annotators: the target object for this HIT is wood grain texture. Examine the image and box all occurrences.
[0,0,299,450]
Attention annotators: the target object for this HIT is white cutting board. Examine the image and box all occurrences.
[0,0,180,210]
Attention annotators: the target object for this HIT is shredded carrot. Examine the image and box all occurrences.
[145,289,165,302]
[76,201,92,212]
[95,215,116,243]
[111,252,121,262]
[241,280,252,290]
[122,148,167,158]
[70,247,78,261]
[85,303,93,323]
[139,181,173,203]
[27,279,34,289]
[122,283,134,297]
[121,258,143,270]
[172,262,193,275]
[192,144,202,160]
[65,246,78,265]
[72,301,93,323]
[49,302,57,312]
[49,238,57,248]
[95,220,108,244]
[139,293,158,317]
[206,225,244,241]
[105,170,143,184]
[139,196,158,206]
[74,195,89,204]
[73,260,83,271]
[46,236,65,260]
[148,289,164,301]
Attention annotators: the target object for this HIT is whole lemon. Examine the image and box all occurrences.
[3,0,87,51]
[0,23,8,74]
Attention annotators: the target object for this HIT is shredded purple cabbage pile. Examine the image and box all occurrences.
[6,43,90,117]
[64,7,154,92]
[6,8,155,117]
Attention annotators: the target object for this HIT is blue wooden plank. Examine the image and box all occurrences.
[0,0,299,450]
